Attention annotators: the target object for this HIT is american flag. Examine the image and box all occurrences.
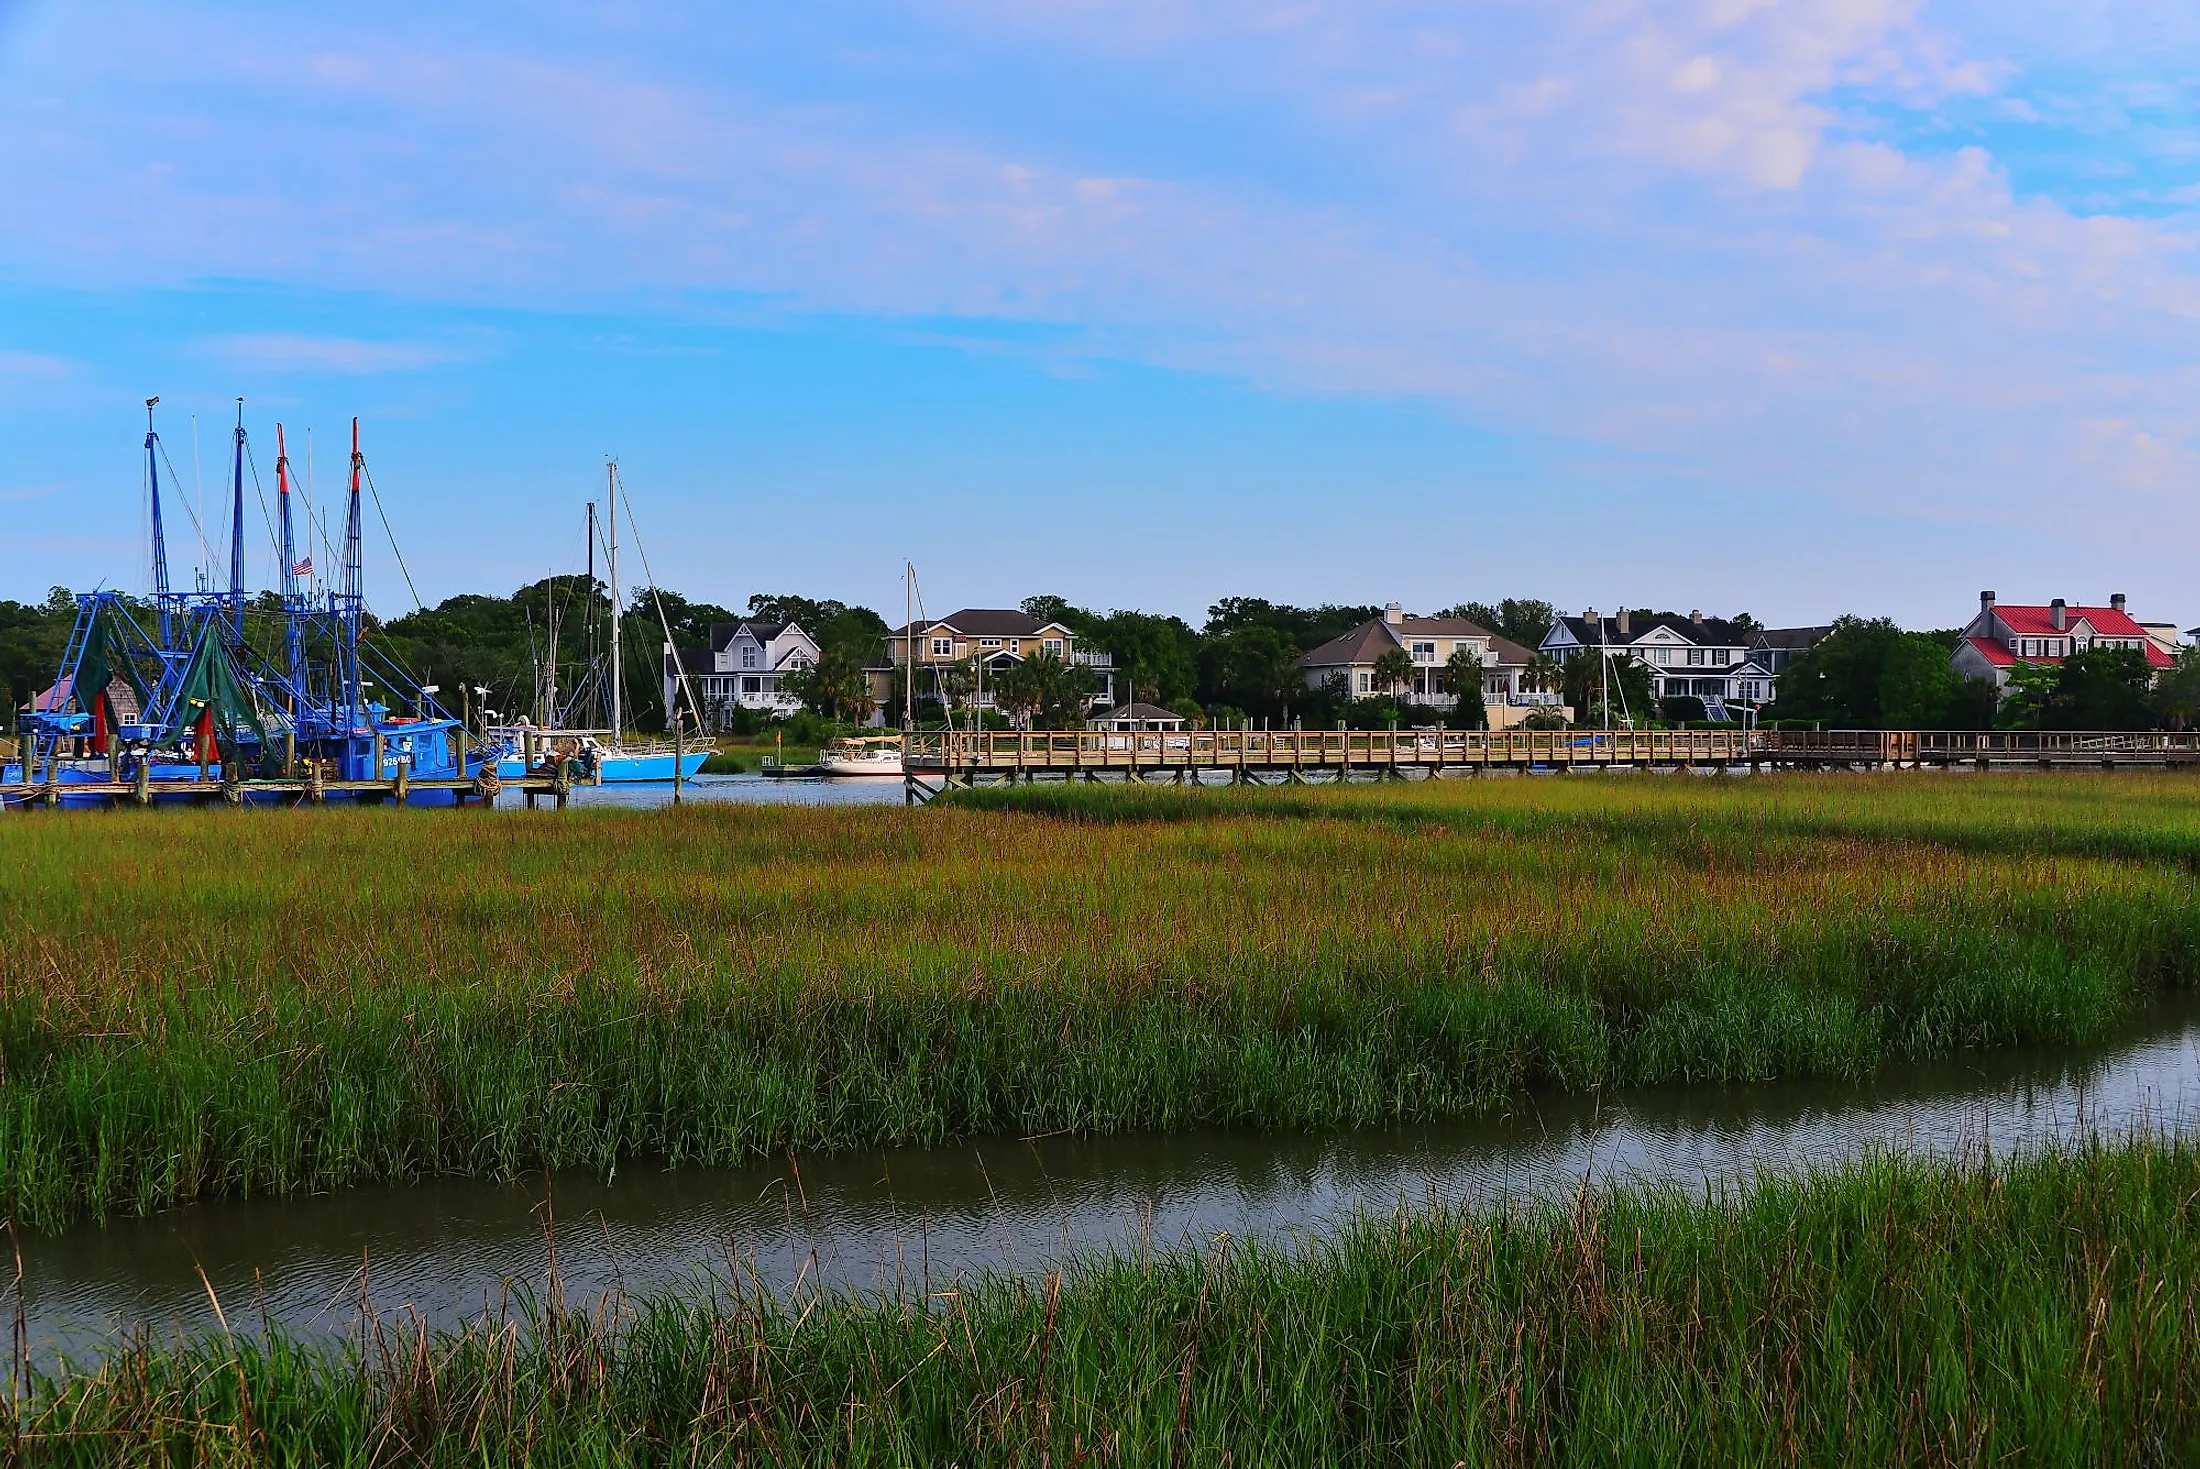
[292,555,313,577]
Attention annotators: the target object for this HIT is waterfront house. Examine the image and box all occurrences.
[1540,608,1771,718]
[1297,604,1557,728]
[867,609,1115,719]
[663,620,820,729]
[1951,592,2174,693]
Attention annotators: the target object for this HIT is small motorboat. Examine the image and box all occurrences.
[819,734,904,777]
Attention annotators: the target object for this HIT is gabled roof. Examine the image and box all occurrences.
[1298,621,1405,668]
[892,609,1063,638]
[1752,626,1832,651]
[1297,615,1512,670]
[1962,633,2172,670]
[1990,603,2151,639]
[1487,634,1536,668]
[1095,701,1183,724]
[1549,613,1754,650]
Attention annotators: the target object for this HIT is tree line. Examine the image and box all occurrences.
[6,585,2199,733]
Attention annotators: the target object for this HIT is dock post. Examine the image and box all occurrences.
[373,732,386,783]
[394,758,410,805]
[285,731,296,777]
[134,759,151,806]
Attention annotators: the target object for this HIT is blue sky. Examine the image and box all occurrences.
[1,1,2194,629]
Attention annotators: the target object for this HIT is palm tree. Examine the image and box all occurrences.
[1524,652,1564,701]
[1443,646,1487,730]
[1370,647,1414,704]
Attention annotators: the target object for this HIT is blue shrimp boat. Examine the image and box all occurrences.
[5,403,492,807]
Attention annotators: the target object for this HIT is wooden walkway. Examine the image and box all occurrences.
[0,771,572,810]
[903,727,2200,801]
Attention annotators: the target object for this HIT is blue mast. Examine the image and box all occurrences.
[343,416,365,733]
[229,398,247,640]
[144,397,172,646]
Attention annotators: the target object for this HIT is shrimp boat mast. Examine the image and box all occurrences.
[5,401,491,806]
[485,461,707,783]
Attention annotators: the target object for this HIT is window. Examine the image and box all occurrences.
[1043,638,1065,657]
[931,637,954,658]
[741,647,757,669]
[1686,648,1705,666]
[1411,641,1436,663]
[980,637,1003,648]
[1711,649,1729,666]
[1356,671,1373,693]
[1656,648,1674,666]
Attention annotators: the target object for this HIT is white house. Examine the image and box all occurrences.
[1951,592,2174,694]
[665,620,820,729]
[1297,604,1559,728]
[1540,608,1774,718]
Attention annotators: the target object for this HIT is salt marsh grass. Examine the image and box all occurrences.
[1,773,2195,1226]
[14,1139,2200,1465]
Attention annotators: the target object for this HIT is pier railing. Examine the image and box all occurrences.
[906,726,2200,777]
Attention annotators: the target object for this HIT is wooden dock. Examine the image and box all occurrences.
[0,770,574,810]
[902,727,2200,801]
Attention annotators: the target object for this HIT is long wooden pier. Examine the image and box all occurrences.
[902,727,2200,801]
[0,770,572,810]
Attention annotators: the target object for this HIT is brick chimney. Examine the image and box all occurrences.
[1384,602,1404,626]
[2112,592,2127,614]
[2051,598,2067,631]
[1617,609,1633,636]
[1690,608,1704,626]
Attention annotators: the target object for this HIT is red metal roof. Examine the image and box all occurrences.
[1965,634,2173,670]
[1991,603,2151,638]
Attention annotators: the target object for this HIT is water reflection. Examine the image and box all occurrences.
[16,997,2198,1363]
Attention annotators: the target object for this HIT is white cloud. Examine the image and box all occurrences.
[0,0,2196,540]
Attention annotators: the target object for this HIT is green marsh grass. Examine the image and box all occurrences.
[1,773,2196,1226]
[15,1140,2200,1464]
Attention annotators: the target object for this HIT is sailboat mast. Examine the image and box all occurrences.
[230,398,247,638]
[607,460,621,742]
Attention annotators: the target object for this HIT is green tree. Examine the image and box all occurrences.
[1443,646,1488,730]
[2153,648,2200,730]
[1089,610,1201,706]
[785,644,875,724]
[1447,599,1556,649]
[1771,616,1978,728]
[1371,647,1414,703]
[1563,647,1653,727]
[1201,625,1306,720]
